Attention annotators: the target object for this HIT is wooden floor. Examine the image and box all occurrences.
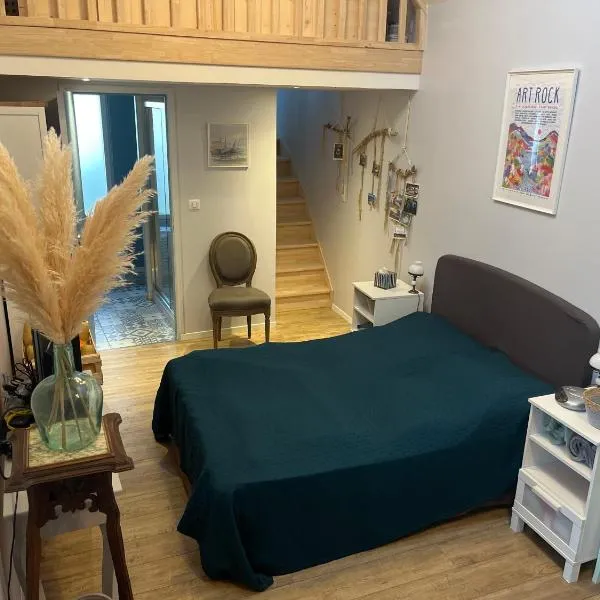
[40,308,600,600]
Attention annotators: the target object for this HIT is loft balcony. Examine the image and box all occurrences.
[0,0,425,76]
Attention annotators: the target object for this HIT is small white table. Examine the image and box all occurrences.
[511,394,600,583]
[2,473,122,600]
[352,280,423,331]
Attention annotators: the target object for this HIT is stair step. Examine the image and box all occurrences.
[276,244,322,270]
[277,196,305,205]
[277,156,292,177]
[277,220,311,227]
[276,263,325,275]
[276,222,316,245]
[276,242,319,250]
[277,290,332,312]
[277,177,301,198]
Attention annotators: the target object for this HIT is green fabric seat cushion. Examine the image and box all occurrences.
[208,286,271,311]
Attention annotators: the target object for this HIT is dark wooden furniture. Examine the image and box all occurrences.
[6,413,134,600]
[208,231,271,349]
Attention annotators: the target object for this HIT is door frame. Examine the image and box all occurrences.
[58,82,184,339]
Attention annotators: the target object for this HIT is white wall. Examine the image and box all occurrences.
[174,85,276,336]
[278,89,411,317]
[404,0,600,322]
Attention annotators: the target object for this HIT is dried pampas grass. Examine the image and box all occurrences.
[0,129,154,344]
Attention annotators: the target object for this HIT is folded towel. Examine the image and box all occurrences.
[543,415,567,445]
[566,430,596,469]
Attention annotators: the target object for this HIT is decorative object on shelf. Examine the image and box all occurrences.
[374,269,397,290]
[208,123,249,168]
[407,261,424,294]
[493,68,579,215]
[0,130,153,451]
[323,116,353,200]
[584,387,600,429]
[555,386,586,412]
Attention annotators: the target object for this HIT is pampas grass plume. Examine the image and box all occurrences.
[0,130,154,344]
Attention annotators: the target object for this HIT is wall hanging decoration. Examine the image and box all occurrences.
[493,68,579,215]
[208,123,249,168]
[353,127,398,219]
[0,130,153,451]
[323,116,353,200]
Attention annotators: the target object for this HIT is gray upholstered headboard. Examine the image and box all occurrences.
[431,255,600,388]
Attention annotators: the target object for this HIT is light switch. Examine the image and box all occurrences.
[189,198,200,211]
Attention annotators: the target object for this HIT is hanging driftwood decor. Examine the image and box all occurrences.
[352,127,398,220]
[323,116,353,201]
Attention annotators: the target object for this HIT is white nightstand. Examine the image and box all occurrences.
[511,394,600,583]
[352,280,423,331]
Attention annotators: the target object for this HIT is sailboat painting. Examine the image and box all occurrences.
[208,123,249,168]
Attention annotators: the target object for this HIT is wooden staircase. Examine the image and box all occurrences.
[276,147,332,312]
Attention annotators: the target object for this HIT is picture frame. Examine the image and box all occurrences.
[333,143,344,161]
[208,123,249,168]
[492,68,579,215]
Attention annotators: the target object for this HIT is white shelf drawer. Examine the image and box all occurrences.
[520,480,576,543]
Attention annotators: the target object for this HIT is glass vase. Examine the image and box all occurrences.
[30,343,103,452]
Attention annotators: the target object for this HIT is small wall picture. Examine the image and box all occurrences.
[403,198,418,216]
[359,153,367,167]
[405,182,420,199]
[333,143,345,161]
[208,123,249,168]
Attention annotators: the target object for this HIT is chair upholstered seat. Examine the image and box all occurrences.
[208,287,271,311]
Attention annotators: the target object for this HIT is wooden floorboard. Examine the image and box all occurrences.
[39,308,599,599]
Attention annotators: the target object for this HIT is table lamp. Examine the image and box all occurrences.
[408,261,424,294]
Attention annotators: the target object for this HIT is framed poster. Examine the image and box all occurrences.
[208,123,249,168]
[493,68,579,215]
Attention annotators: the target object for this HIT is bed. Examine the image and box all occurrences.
[152,255,600,591]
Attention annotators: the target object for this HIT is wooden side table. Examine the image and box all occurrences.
[6,413,134,600]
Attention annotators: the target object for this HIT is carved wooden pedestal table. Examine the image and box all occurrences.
[6,413,134,600]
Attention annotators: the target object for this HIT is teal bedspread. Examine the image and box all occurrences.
[152,312,552,590]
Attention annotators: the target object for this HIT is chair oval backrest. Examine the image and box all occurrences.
[209,231,257,287]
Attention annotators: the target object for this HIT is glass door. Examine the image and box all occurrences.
[136,97,174,313]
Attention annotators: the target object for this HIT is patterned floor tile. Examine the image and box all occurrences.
[93,286,175,351]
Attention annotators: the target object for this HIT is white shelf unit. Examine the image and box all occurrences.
[511,394,600,583]
[351,280,423,331]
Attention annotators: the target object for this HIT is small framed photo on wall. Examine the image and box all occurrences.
[333,143,344,161]
[208,123,249,168]
[492,68,579,215]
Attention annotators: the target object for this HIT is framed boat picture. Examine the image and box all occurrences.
[208,123,249,168]
[492,68,579,215]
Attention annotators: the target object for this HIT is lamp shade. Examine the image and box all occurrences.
[408,261,424,277]
[590,353,600,371]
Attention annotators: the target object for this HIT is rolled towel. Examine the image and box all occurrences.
[543,415,567,445]
[566,430,597,469]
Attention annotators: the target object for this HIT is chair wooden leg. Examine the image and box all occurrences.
[218,317,222,341]
[247,315,252,339]
[265,312,270,343]
[212,313,218,349]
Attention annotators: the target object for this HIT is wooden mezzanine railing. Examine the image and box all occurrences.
[0,0,426,73]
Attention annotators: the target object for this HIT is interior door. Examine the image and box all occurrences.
[136,97,174,313]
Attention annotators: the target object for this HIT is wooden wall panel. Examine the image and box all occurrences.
[398,0,407,43]
[271,0,280,34]
[323,0,337,38]
[144,0,171,26]
[376,0,385,41]
[234,0,248,32]
[96,0,116,22]
[278,0,295,35]
[171,0,197,28]
[222,0,235,31]
[198,0,223,31]
[115,0,143,25]
[85,0,98,20]
[364,0,378,40]
[63,0,87,19]
[247,0,261,33]
[25,0,51,17]
[344,0,358,39]
[300,0,316,37]
[260,0,273,34]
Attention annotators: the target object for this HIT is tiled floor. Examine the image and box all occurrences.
[92,286,175,350]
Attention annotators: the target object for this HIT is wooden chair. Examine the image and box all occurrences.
[208,232,271,349]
